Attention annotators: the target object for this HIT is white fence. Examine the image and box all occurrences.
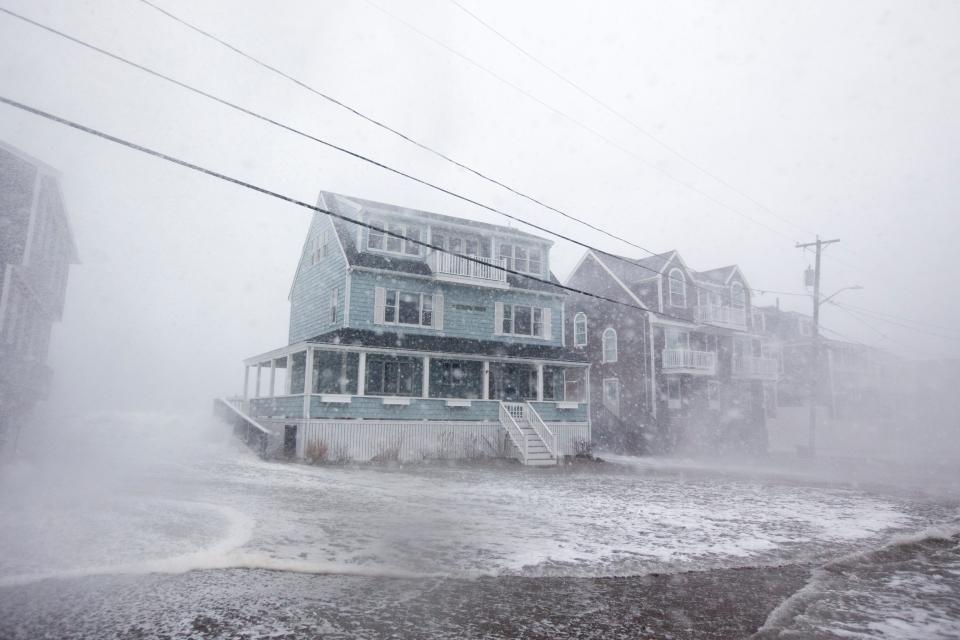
[427,250,508,282]
[662,349,717,373]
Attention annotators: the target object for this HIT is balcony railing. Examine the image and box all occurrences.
[427,250,508,283]
[662,349,717,374]
[695,304,747,328]
[732,355,779,380]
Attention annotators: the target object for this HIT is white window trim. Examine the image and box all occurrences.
[366,218,423,257]
[498,242,545,276]
[573,312,588,347]
[330,287,339,324]
[668,268,687,308]
[731,282,745,309]
[383,289,435,328]
[601,327,618,363]
[497,302,551,339]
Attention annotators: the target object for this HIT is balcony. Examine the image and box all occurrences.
[427,250,509,287]
[662,349,717,375]
[696,304,747,329]
[732,356,779,380]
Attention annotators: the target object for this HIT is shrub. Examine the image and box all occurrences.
[305,440,329,464]
[371,437,403,464]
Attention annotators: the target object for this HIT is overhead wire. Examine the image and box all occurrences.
[0,5,766,308]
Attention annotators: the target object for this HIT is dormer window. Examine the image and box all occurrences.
[368,218,422,256]
[498,243,543,275]
[668,268,687,308]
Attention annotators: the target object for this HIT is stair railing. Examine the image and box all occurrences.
[499,402,528,463]
[525,403,558,460]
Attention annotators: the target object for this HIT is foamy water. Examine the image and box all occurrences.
[0,412,942,590]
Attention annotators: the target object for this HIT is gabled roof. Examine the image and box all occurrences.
[693,265,749,290]
[320,192,562,293]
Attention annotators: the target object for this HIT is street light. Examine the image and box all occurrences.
[820,284,863,306]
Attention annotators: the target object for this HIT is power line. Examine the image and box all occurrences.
[832,300,959,334]
[0,6,762,309]
[132,1,807,300]
[446,0,816,239]
[0,94,730,329]
[361,0,810,246]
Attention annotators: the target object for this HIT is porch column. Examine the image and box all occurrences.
[536,363,544,401]
[302,347,314,419]
[482,361,490,400]
[284,355,292,395]
[269,359,277,397]
[356,352,366,396]
[243,365,250,401]
[255,364,262,399]
[422,356,430,398]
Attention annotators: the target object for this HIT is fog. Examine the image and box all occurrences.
[1,0,958,415]
[2,1,960,638]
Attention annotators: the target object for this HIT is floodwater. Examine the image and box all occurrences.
[0,413,957,639]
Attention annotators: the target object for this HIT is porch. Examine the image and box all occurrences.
[236,339,590,465]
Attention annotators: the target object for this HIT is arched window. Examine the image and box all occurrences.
[602,327,618,363]
[668,268,687,308]
[573,312,587,347]
[731,282,745,309]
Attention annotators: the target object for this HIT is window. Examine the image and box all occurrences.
[603,378,620,417]
[667,377,682,409]
[602,327,618,363]
[542,366,567,401]
[573,312,587,347]
[366,355,423,396]
[330,287,339,323]
[382,289,435,327]
[731,282,745,309]
[668,268,687,308]
[429,359,483,399]
[666,329,689,351]
[498,243,543,275]
[367,218,422,256]
[498,303,549,337]
[312,350,359,394]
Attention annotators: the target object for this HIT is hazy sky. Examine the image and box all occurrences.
[1,0,958,413]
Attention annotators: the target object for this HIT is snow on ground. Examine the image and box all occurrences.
[0,412,935,586]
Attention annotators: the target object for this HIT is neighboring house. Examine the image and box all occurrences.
[753,304,899,420]
[237,192,589,465]
[565,250,774,454]
[0,142,78,451]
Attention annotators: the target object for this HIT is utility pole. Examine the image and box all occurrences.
[795,236,840,458]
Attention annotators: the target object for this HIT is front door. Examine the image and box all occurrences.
[283,424,297,457]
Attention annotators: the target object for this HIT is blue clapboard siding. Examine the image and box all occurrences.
[288,214,349,344]
[347,270,565,346]
[310,396,501,421]
[529,401,589,422]
[249,396,304,418]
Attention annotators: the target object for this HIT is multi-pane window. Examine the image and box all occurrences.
[501,304,545,337]
[384,290,434,327]
[428,359,483,399]
[731,282,745,309]
[365,355,423,396]
[573,312,587,347]
[498,243,543,275]
[666,329,690,350]
[668,268,687,308]
[602,328,618,363]
[367,218,422,256]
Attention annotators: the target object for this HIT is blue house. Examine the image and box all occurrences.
[235,192,590,465]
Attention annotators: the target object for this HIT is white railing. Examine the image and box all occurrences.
[427,250,508,282]
[499,403,528,462]
[662,349,717,373]
[733,356,780,380]
[696,304,747,328]
[525,403,558,460]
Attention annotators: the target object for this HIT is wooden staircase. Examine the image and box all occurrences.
[499,402,559,466]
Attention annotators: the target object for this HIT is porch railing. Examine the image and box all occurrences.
[525,403,558,460]
[499,402,528,463]
[427,250,508,282]
[732,355,780,380]
[213,397,271,458]
[662,349,717,373]
[695,304,747,328]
